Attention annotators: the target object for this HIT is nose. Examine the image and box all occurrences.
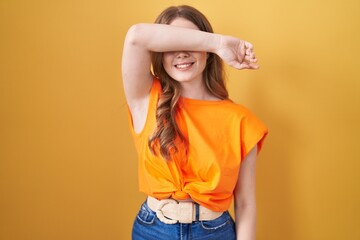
[176,51,189,58]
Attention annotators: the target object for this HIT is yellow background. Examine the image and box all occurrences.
[1,0,359,239]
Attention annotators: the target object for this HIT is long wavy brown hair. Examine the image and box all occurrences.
[148,5,229,160]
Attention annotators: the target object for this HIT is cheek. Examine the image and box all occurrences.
[197,52,208,69]
[162,54,172,70]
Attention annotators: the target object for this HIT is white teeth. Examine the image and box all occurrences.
[176,63,192,69]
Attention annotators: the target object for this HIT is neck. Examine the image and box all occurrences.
[180,80,218,100]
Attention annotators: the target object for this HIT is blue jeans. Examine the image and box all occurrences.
[132,201,236,240]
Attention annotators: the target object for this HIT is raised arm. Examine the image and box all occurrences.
[122,23,217,106]
[121,23,258,107]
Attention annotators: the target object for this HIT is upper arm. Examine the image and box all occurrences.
[122,24,154,109]
[234,144,258,209]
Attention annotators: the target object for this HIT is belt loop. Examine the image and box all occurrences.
[195,203,200,221]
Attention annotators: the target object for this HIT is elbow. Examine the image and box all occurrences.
[234,196,257,213]
[125,23,146,46]
[235,200,257,217]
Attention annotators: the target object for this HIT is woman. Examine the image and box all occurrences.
[122,5,268,240]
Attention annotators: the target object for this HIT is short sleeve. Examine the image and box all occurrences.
[240,109,268,160]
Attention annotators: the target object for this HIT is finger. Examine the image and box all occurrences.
[244,60,259,69]
[238,62,250,70]
[246,49,254,56]
[244,42,254,55]
[246,49,256,59]
[249,52,257,59]
[244,55,258,63]
[238,62,259,70]
[239,41,246,59]
[244,41,253,49]
[248,63,260,69]
[229,60,243,69]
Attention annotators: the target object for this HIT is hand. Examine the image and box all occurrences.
[216,35,259,70]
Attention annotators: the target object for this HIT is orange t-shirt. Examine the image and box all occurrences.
[127,78,268,212]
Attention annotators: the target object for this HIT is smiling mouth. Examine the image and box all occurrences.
[175,62,194,70]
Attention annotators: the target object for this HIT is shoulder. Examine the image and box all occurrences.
[220,101,268,132]
[219,100,255,119]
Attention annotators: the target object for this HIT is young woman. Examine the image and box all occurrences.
[122,5,268,240]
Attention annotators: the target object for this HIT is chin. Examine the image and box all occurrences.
[170,74,198,83]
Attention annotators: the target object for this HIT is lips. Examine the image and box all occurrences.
[174,62,194,70]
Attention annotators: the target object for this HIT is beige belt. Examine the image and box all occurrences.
[147,196,223,224]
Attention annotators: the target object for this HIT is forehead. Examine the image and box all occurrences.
[169,17,199,30]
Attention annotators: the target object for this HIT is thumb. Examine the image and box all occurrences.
[229,60,242,69]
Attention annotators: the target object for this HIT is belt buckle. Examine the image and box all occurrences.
[155,199,178,224]
[155,199,194,224]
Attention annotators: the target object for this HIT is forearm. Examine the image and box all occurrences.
[235,203,257,240]
[124,23,221,53]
